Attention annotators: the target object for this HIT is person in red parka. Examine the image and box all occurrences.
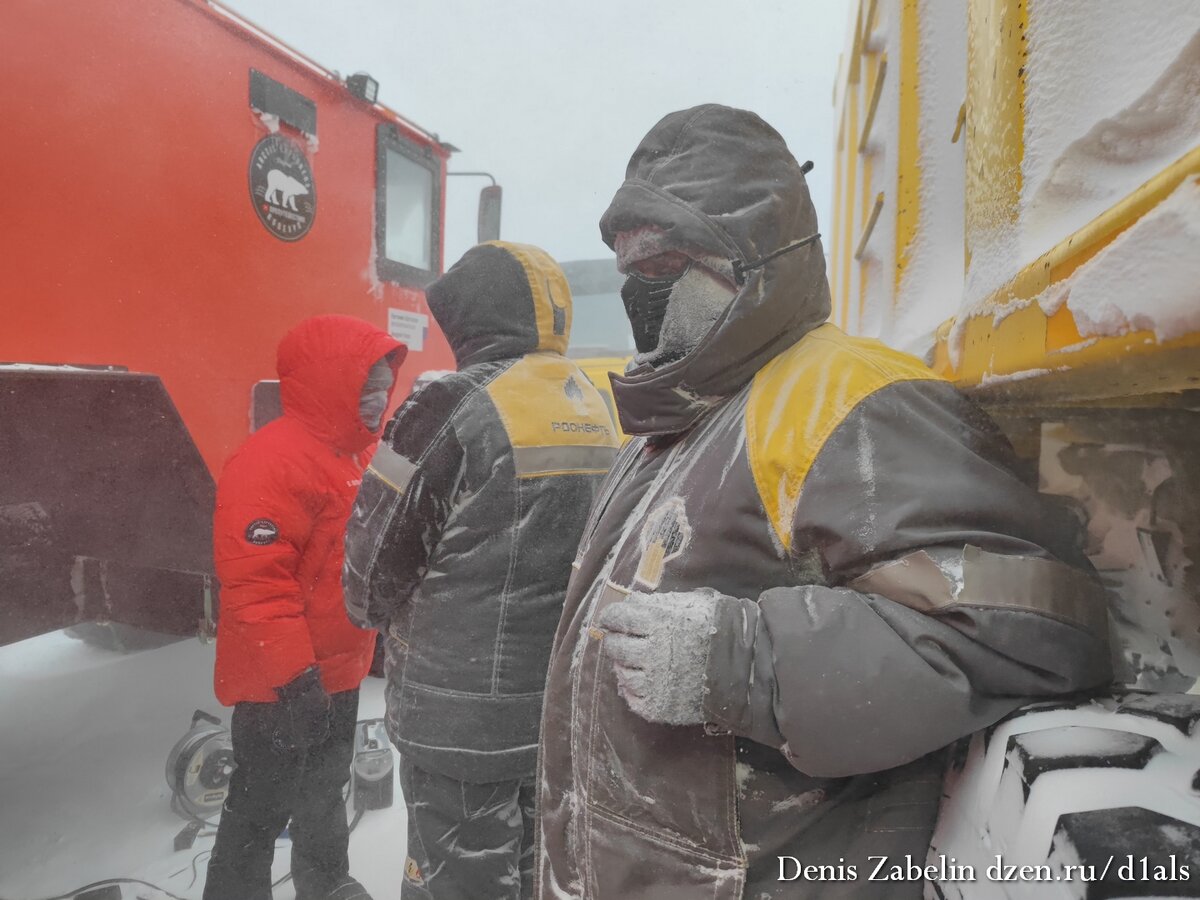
[204,315,405,900]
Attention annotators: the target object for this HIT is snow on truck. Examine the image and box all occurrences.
[832,0,1200,890]
[0,0,463,648]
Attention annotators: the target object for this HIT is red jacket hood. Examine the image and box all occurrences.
[276,315,406,454]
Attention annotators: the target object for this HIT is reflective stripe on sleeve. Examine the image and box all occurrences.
[367,443,418,494]
[850,545,1110,635]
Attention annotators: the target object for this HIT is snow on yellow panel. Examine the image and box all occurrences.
[830,0,1200,398]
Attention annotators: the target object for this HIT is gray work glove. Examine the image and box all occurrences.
[597,590,722,726]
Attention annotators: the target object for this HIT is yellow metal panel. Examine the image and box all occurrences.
[894,0,921,295]
[864,0,881,39]
[856,193,886,261]
[970,335,1200,404]
[859,55,887,153]
[964,0,1027,272]
[831,142,846,327]
[856,157,874,327]
[849,2,864,85]
[859,150,874,230]
[839,88,860,329]
[832,0,883,332]
[856,168,874,329]
[858,264,871,335]
[857,50,884,331]
[933,152,1200,400]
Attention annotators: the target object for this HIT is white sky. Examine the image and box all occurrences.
[225,0,854,267]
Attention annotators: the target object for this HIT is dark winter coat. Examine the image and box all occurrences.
[535,105,1113,899]
[343,242,619,783]
[213,315,404,705]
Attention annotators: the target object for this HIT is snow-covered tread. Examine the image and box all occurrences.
[1050,807,1200,898]
[1114,694,1200,735]
[1007,728,1163,799]
[928,694,1200,900]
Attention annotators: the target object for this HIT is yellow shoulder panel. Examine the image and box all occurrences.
[486,355,619,478]
[483,241,572,356]
[746,323,942,552]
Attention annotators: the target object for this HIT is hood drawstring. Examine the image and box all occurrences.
[730,161,818,286]
[732,230,822,287]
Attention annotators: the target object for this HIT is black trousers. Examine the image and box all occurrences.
[203,689,359,900]
[398,757,535,900]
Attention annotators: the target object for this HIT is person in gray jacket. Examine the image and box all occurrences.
[534,105,1113,899]
[344,242,619,899]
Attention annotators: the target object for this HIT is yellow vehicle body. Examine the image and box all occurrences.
[830,0,1199,403]
[829,3,1200,884]
[574,356,631,442]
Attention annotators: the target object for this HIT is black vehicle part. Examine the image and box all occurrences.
[0,366,214,646]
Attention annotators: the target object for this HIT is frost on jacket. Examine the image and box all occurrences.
[343,242,619,783]
[535,104,1113,900]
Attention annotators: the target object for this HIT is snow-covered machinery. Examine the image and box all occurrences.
[166,710,235,823]
[831,0,1200,890]
[351,718,396,811]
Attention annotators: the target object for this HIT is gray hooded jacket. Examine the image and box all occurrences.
[344,242,619,783]
[534,105,1112,899]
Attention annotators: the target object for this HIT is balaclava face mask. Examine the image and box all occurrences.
[616,229,736,369]
[359,356,396,431]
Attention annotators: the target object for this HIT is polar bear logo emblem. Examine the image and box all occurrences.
[245,518,279,545]
[250,134,316,240]
[265,169,309,211]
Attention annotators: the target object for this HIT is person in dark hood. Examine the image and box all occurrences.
[343,242,619,899]
[535,104,1113,899]
[205,314,404,900]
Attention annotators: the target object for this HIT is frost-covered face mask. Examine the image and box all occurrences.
[359,357,395,431]
[621,267,683,355]
[621,252,736,368]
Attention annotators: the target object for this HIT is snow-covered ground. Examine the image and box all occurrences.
[0,630,407,900]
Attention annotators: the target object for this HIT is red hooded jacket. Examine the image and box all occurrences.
[213,315,405,704]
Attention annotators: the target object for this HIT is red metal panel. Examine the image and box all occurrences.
[0,0,455,476]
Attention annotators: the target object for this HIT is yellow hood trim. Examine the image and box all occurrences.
[746,324,941,552]
[484,241,572,355]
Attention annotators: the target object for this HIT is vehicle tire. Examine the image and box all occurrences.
[927,693,1200,899]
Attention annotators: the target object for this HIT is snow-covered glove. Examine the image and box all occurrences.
[597,590,722,726]
[273,666,332,750]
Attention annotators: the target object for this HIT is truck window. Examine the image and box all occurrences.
[376,125,440,285]
[250,380,282,432]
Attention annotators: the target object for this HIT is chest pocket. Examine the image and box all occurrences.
[576,580,743,861]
